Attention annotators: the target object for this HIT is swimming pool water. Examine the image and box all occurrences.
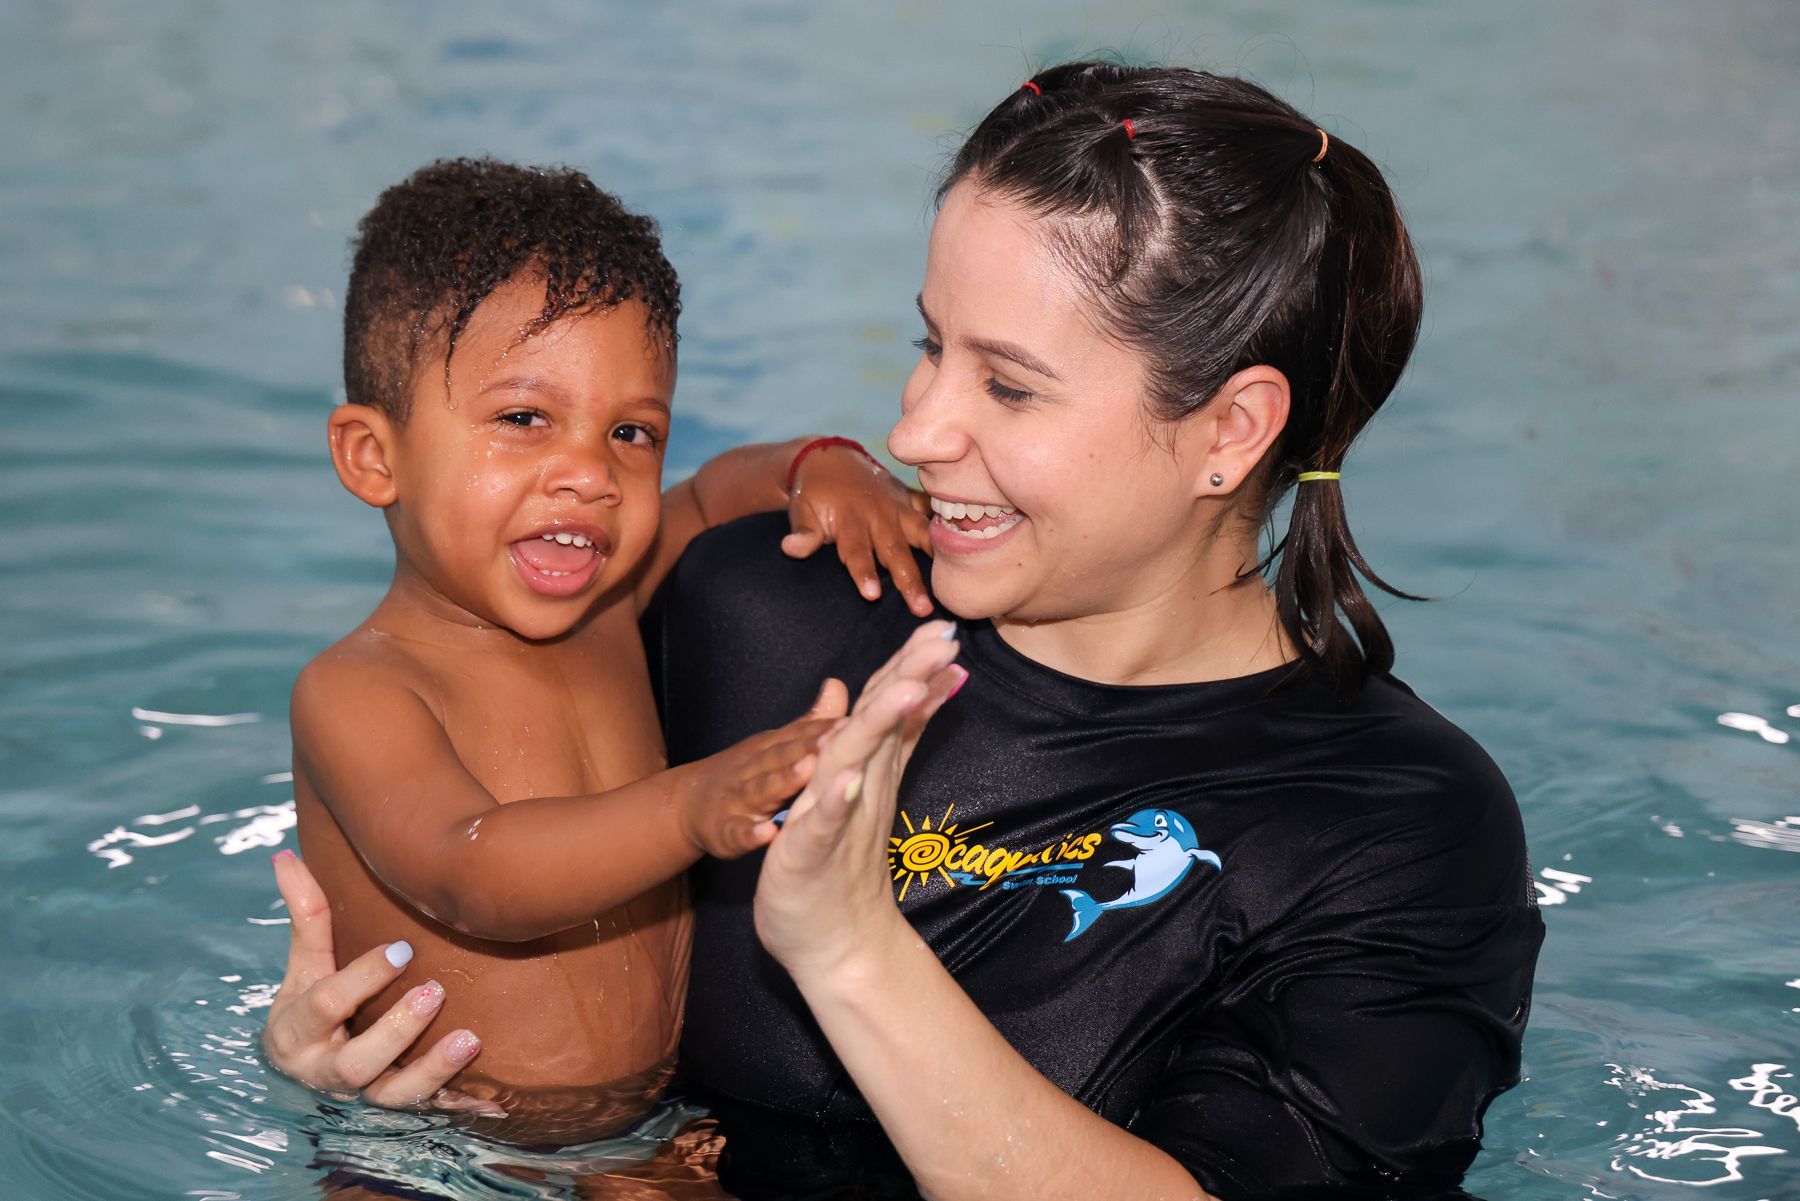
[3,2,1797,1198]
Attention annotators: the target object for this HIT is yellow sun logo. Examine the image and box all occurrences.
[888,804,993,900]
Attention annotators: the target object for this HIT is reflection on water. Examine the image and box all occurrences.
[310,1100,722,1201]
[1605,1064,1792,1188]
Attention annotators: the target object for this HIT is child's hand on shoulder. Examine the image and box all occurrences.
[672,681,852,859]
[781,439,935,617]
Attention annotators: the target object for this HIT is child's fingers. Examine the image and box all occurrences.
[274,850,338,992]
[780,528,825,560]
[808,678,928,790]
[834,528,882,602]
[360,1029,496,1113]
[329,979,448,1090]
[282,939,417,1047]
[782,501,827,560]
[873,527,934,617]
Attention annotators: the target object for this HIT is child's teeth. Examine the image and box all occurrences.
[538,532,594,548]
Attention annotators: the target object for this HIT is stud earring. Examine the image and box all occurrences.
[1210,473,1225,488]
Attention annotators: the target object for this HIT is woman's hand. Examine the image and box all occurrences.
[263,851,503,1114]
[782,442,936,617]
[754,621,964,981]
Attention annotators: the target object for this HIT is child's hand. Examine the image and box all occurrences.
[782,443,935,617]
[672,682,852,859]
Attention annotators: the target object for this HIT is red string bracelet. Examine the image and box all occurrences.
[786,436,881,493]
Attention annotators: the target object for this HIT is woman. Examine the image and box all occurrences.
[266,63,1543,1200]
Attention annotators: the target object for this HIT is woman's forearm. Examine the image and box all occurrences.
[790,914,1214,1201]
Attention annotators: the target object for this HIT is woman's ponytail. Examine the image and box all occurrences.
[1269,137,1424,694]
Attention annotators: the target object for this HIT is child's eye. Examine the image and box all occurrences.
[612,423,662,449]
[911,334,942,360]
[983,378,1035,405]
[496,409,548,428]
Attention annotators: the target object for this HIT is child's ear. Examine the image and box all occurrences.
[327,404,400,507]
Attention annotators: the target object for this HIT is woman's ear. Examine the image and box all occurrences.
[1186,365,1291,498]
[327,404,400,507]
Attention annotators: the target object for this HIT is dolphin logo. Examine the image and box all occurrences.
[1060,809,1221,942]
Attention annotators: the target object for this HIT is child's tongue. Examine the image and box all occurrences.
[513,538,597,574]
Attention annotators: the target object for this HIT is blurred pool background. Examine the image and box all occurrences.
[2,1,1796,1198]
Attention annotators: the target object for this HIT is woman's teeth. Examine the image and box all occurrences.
[928,496,1023,540]
[541,532,597,549]
[928,498,1015,521]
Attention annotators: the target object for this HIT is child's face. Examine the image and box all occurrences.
[381,275,674,640]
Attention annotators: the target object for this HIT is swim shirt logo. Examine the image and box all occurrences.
[1060,809,1221,942]
[887,804,1222,941]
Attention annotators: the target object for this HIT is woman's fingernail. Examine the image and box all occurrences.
[945,664,970,700]
[844,774,865,805]
[271,849,295,864]
[447,1030,481,1064]
[934,622,957,639]
[409,980,445,1016]
[385,940,414,968]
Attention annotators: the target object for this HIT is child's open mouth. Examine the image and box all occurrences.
[509,526,612,597]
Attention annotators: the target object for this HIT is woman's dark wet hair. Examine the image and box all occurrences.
[943,62,1424,696]
[343,157,681,421]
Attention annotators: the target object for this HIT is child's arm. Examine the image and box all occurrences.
[635,437,934,616]
[291,656,841,942]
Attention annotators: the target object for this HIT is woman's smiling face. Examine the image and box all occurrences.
[889,182,1209,625]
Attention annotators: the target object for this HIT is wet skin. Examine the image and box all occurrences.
[292,277,863,1142]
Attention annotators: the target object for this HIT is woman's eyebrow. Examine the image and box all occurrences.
[915,294,1060,381]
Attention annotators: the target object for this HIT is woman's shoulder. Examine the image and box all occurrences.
[649,513,931,759]
[1253,672,1532,912]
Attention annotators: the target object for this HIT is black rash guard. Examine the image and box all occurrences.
[649,513,1544,1201]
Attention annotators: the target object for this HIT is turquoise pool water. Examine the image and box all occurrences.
[3,2,1796,1198]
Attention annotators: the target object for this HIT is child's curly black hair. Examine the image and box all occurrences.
[342,157,681,420]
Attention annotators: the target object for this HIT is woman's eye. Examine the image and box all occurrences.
[911,334,942,360]
[612,423,661,448]
[983,378,1035,405]
[497,409,548,428]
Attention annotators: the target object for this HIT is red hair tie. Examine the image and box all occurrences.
[1020,80,1042,95]
[1121,118,1137,140]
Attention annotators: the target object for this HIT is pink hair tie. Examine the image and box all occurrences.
[1020,81,1042,96]
[1121,118,1137,140]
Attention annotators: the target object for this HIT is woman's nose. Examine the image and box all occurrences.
[887,367,967,469]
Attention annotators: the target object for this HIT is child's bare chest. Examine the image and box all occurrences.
[426,638,666,802]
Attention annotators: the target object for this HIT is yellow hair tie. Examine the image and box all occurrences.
[1297,471,1341,482]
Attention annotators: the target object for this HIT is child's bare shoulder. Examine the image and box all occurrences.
[291,625,445,751]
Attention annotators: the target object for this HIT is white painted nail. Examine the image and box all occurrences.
[845,774,864,804]
[934,622,957,639]
[385,940,414,968]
